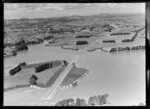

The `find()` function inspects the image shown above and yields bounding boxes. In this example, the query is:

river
[4,43,145,106]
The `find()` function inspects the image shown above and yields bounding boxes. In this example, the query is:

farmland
[4,13,145,57]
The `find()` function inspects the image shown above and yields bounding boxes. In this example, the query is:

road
[45,34,105,100]
[45,24,122,100]
[46,55,80,99]
[131,27,145,41]
[4,23,118,102]
[46,23,143,101]
[110,24,120,32]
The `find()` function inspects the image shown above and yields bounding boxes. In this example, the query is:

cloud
[4,3,145,12]
[4,3,96,12]
[4,4,19,10]
[108,3,117,8]
[4,3,145,19]
[62,3,93,10]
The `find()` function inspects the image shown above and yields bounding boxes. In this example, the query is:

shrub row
[26,39,43,45]
[75,35,91,38]
[131,45,145,50]
[35,63,52,73]
[109,45,145,52]
[122,39,132,42]
[35,60,68,73]
[55,94,109,106]
[56,98,86,106]
[15,44,28,51]
[9,62,27,76]
[102,40,116,43]
[111,33,130,35]
[44,35,54,40]
[9,65,21,76]
[76,41,88,45]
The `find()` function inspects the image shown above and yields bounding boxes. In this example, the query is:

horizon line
[4,12,145,20]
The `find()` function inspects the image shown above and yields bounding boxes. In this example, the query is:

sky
[4,3,145,19]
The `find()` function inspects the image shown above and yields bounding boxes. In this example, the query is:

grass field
[4,65,64,91]
[61,66,88,87]
[4,65,89,91]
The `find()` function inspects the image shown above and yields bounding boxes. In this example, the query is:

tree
[79,99,86,106]
[93,95,99,105]
[75,98,81,106]
[59,99,68,106]
[67,98,75,106]
[12,49,17,56]
[29,74,38,85]
[98,95,102,105]
[55,101,63,106]
[15,38,26,46]
[88,96,95,106]
[55,98,75,106]
[98,94,109,105]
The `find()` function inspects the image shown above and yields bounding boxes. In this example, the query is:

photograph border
[1,0,149,108]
